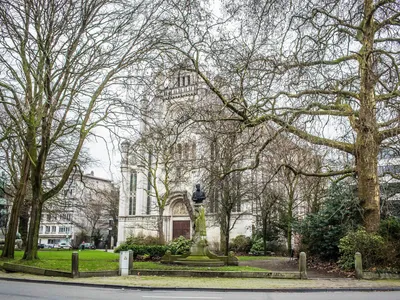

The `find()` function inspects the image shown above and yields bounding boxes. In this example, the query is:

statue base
[161,203,238,266]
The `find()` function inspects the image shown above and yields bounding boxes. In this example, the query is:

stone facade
[117,72,254,248]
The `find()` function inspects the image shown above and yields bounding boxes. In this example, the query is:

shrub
[114,244,168,259]
[249,238,285,255]
[296,182,362,261]
[338,228,386,271]
[229,235,252,254]
[167,236,193,255]
[379,217,400,268]
[125,234,161,245]
[379,216,400,241]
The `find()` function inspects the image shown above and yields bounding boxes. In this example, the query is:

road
[0,280,399,300]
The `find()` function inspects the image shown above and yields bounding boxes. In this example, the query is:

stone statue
[192,184,206,204]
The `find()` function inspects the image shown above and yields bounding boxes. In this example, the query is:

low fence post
[299,252,307,279]
[71,252,79,278]
[355,252,363,279]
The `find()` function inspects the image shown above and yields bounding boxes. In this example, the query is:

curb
[1,276,400,293]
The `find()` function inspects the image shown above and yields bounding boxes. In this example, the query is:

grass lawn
[1,251,269,272]
[1,250,119,272]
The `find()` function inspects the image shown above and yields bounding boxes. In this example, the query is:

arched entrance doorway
[171,201,191,240]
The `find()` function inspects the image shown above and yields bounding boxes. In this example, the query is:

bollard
[119,251,129,276]
[355,252,363,279]
[299,252,307,279]
[128,250,133,274]
[72,252,79,278]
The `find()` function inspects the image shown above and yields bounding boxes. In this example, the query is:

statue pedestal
[161,203,238,266]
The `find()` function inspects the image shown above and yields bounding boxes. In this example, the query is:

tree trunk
[19,199,30,247]
[287,195,293,256]
[157,208,165,244]
[262,217,267,256]
[23,187,43,260]
[1,155,30,259]
[356,0,380,233]
[1,197,22,258]
[224,214,230,256]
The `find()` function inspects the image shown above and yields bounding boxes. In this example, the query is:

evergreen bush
[229,235,252,254]
[167,236,193,255]
[296,182,361,260]
[338,228,386,271]
[114,244,168,259]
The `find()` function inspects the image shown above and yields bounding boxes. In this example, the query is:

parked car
[80,242,96,250]
[38,243,45,249]
[55,242,72,249]
[45,243,55,249]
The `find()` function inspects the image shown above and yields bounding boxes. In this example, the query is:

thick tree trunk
[1,197,22,258]
[356,0,380,233]
[23,171,43,261]
[23,199,42,260]
[1,155,30,259]
[19,199,30,247]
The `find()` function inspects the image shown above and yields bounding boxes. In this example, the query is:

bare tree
[160,0,400,232]
[0,0,164,259]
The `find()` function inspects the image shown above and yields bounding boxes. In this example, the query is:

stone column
[355,252,363,279]
[299,252,307,279]
[71,252,79,278]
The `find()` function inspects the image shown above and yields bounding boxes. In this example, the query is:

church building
[117,72,255,248]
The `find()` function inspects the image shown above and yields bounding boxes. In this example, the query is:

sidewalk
[1,270,400,292]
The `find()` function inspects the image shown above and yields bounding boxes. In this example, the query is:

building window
[187,75,190,85]
[47,214,51,221]
[177,143,182,160]
[59,226,71,234]
[51,226,56,233]
[209,189,219,213]
[176,167,182,179]
[184,143,189,160]
[45,226,50,234]
[39,226,43,234]
[232,200,241,213]
[191,143,196,159]
[129,171,137,215]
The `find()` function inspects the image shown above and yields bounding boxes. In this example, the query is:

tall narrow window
[177,143,182,160]
[184,143,189,160]
[187,75,190,85]
[191,143,196,159]
[182,76,185,86]
[129,171,137,215]
[177,76,181,87]
[209,189,219,213]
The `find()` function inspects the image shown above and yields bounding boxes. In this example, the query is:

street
[0,280,399,300]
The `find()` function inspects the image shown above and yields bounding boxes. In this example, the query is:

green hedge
[114,244,168,259]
